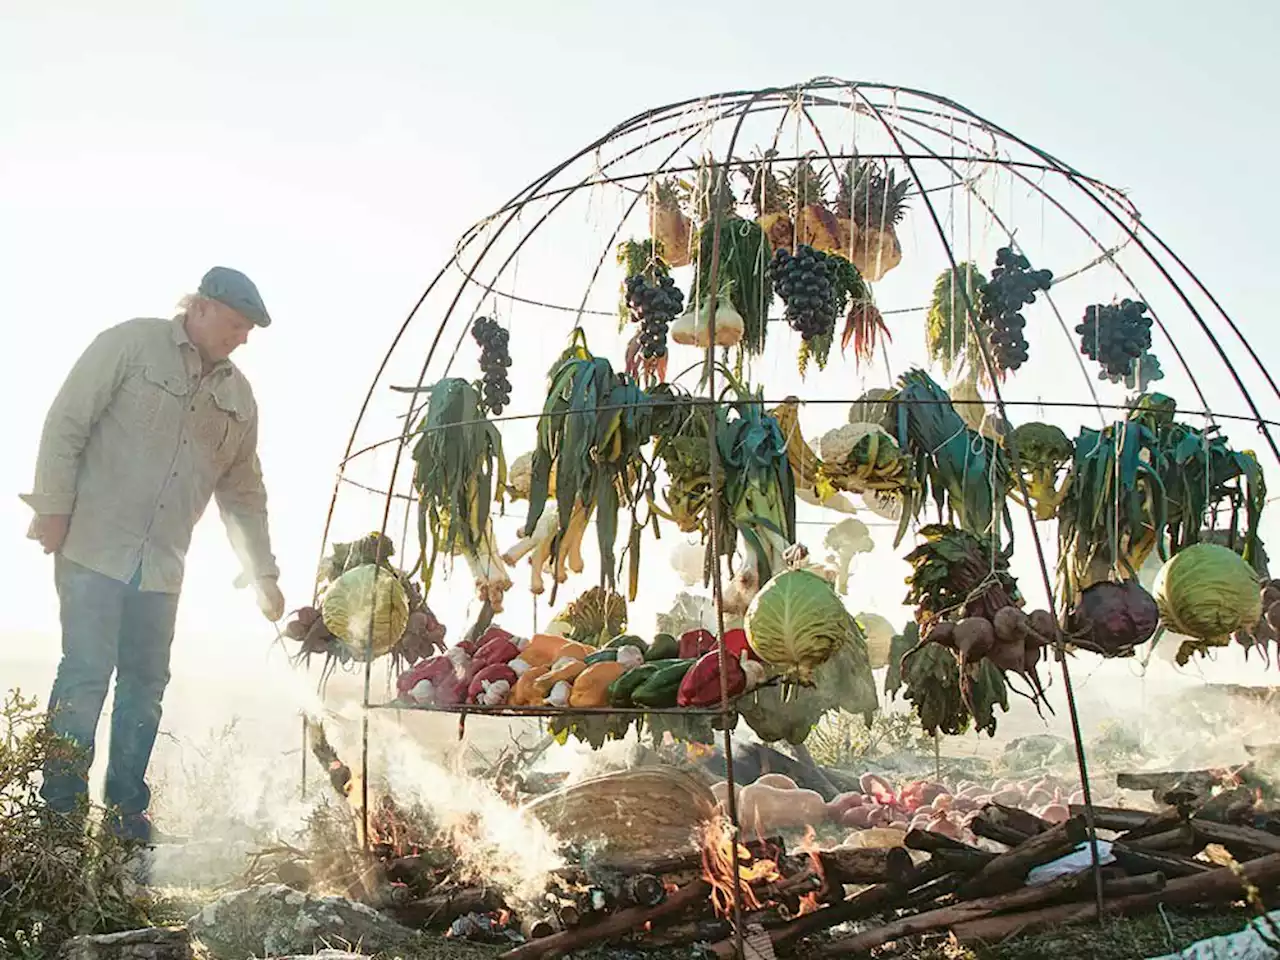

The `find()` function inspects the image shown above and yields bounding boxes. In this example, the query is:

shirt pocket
[116,363,188,433]
[190,387,250,474]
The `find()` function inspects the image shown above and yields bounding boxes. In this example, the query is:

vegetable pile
[712,770,1105,842]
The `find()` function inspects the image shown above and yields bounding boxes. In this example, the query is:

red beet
[1067,580,1159,655]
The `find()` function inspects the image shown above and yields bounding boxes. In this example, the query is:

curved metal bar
[1129,217,1280,405]
[886,108,1214,420]
[859,103,1106,424]
[849,83,1109,920]
[904,88,1280,466]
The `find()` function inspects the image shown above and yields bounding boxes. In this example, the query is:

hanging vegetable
[320,563,412,661]
[815,421,910,499]
[647,176,693,267]
[903,524,1022,628]
[1065,579,1160,658]
[669,287,745,349]
[739,623,878,744]
[411,378,511,611]
[886,369,1013,547]
[717,395,799,614]
[1153,542,1263,664]
[1056,419,1166,608]
[1127,393,1267,572]
[523,332,654,601]
[744,568,854,684]
[617,239,682,385]
[684,214,771,354]
[1006,422,1075,521]
[768,398,863,513]
[649,384,719,534]
[738,148,793,252]
[926,263,990,382]
[835,158,911,282]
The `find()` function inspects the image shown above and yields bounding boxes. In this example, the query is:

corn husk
[522,767,716,858]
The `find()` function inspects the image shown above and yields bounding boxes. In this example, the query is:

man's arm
[21,325,132,517]
[215,413,280,586]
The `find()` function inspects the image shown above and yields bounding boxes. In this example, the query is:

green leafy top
[927,263,991,380]
[525,332,655,595]
[411,378,506,588]
[886,369,1013,548]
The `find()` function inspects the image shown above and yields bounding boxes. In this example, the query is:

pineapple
[688,157,738,225]
[648,176,692,267]
[782,156,842,253]
[836,159,911,281]
[738,149,793,252]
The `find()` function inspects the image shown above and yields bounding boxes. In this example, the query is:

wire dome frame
[300,78,1280,935]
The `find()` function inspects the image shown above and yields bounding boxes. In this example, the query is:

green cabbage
[1152,542,1261,645]
[738,625,878,745]
[745,569,855,683]
[321,563,411,660]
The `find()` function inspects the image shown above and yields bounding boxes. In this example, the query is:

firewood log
[952,852,1280,944]
[958,816,1089,898]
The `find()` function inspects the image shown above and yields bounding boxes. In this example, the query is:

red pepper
[677,651,746,707]
[475,625,513,648]
[396,655,454,697]
[473,636,520,670]
[721,628,754,659]
[678,629,717,660]
[467,664,518,703]
[433,673,466,706]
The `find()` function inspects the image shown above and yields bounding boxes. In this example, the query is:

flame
[797,891,821,916]
[796,825,828,897]
[698,815,782,918]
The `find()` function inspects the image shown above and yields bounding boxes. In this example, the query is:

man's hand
[253,577,286,622]
[27,514,71,555]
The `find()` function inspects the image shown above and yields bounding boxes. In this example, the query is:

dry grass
[0,689,156,958]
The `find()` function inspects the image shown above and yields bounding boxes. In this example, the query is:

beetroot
[1067,579,1159,656]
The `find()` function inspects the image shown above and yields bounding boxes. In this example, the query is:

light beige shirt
[21,315,278,593]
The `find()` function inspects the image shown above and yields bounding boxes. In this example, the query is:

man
[21,266,286,843]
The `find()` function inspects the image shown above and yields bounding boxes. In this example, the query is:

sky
[3,0,1280,720]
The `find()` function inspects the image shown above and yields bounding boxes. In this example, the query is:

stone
[57,927,190,960]
[186,883,418,959]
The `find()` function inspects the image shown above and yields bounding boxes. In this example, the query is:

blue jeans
[42,555,180,835]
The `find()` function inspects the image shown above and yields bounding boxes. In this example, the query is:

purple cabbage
[1067,580,1160,657]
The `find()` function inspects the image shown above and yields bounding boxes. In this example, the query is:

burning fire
[699,815,782,916]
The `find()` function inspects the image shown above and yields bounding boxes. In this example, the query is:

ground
[144,887,1256,960]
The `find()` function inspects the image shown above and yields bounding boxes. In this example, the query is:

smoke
[362,709,567,905]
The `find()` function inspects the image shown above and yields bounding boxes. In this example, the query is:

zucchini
[606,633,647,653]
[646,632,679,661]
[630,660,695,709]
[608,664,659,707]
